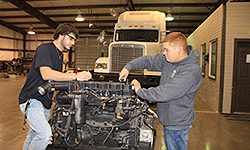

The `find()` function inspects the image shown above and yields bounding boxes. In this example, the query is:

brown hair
[163,32,187,52]
[53,23,79,40]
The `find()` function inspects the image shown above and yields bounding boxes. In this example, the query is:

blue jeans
[164,126,192,150]
[20,99,52,150]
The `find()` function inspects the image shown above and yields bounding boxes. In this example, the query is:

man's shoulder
[183,63,201,71]
[38,42,54,48]
[36,42,55,53]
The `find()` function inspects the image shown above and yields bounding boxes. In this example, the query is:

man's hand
[131,79,141,93]
[77,71,92,81]
[119,68,129,82]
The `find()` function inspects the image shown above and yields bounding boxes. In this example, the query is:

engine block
[39,81,157,150]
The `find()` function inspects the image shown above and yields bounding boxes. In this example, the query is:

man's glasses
[66,34,76,42]
[162,46,177,53]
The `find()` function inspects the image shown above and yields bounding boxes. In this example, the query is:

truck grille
[111,44,144,74]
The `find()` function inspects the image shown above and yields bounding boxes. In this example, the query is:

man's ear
[58,34,64,40]
[177,46,182,54]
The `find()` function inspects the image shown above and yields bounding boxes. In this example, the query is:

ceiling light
[89,23,93,28]
[75,14,85,22]
[166,29,171,33]
[27,26,35,35]
[165,12,174,21]
[75,10,85,22]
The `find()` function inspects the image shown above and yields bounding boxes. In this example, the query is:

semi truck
[94,11,166,87]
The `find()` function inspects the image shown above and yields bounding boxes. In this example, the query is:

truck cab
[94,11,166,87]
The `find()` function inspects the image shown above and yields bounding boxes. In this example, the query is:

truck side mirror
[160,31,166,42]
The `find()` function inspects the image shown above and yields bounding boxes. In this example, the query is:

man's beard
[63,45,69,50]
[61,39,70,50]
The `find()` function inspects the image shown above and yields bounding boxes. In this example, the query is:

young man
[19,23,92,150]
[119,32,202,150]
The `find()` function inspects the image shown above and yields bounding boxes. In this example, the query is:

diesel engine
[38,81,157,150]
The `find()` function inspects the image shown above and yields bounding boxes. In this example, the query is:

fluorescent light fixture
[165,12,174,21]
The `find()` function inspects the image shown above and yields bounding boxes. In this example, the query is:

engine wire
[101,127,114,150]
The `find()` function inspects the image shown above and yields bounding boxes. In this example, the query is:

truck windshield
[115,29,158,42]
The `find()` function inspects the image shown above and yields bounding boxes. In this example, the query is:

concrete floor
[0,75,250,150]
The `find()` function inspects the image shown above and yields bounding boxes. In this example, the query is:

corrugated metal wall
[75,36,112,70]
[0,25,23,60]
[25,34,54,58]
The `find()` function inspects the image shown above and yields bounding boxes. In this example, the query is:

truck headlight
[95,63,107,69]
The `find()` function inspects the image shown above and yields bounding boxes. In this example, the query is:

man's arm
[119,54,165,81]
[125,53,165,71]
[136,69,202,102]
[40,66,92,81]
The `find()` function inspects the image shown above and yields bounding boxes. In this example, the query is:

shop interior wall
[75,36,112,70]
[0,25,23,61]
[187,4,223,112]
[222,2,250,113]
[25,34,53,58]
[0,23,112,72]
[0,26,71,72]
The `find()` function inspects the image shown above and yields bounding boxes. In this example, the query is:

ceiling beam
[34,30,194,35]
[36,31,113,35]
[126,0,136,11]
[0,19,26,34]
[19,25,196,30]
[217,0,229,5]
[0,3,218,11]
[10,20,117,24]
[25,0,64,1]
[6,0,58,29]
[0,13,111,18]
[0,12,210,19]
[9,19,203,25]
[19,26,115,30]
[42,13,111,18]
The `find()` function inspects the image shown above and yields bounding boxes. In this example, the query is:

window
[209,39,217,79]
[115,29,158,42]
[200,43,206,76]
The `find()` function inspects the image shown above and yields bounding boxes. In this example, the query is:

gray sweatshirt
[124,49,202,130]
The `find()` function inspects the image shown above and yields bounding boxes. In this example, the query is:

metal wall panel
[75,36,111,70]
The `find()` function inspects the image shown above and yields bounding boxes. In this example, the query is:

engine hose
[54,90,72,107]
[112,110,146,128]
[122,132,134,144]
[53,93,61,108]
[88,126,101,136]
[101,127,114,150]
[86,110,147,128]
[63,102,82,147]
[143,116,156,150]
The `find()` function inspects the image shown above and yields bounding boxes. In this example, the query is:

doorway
[232,39,250,113]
